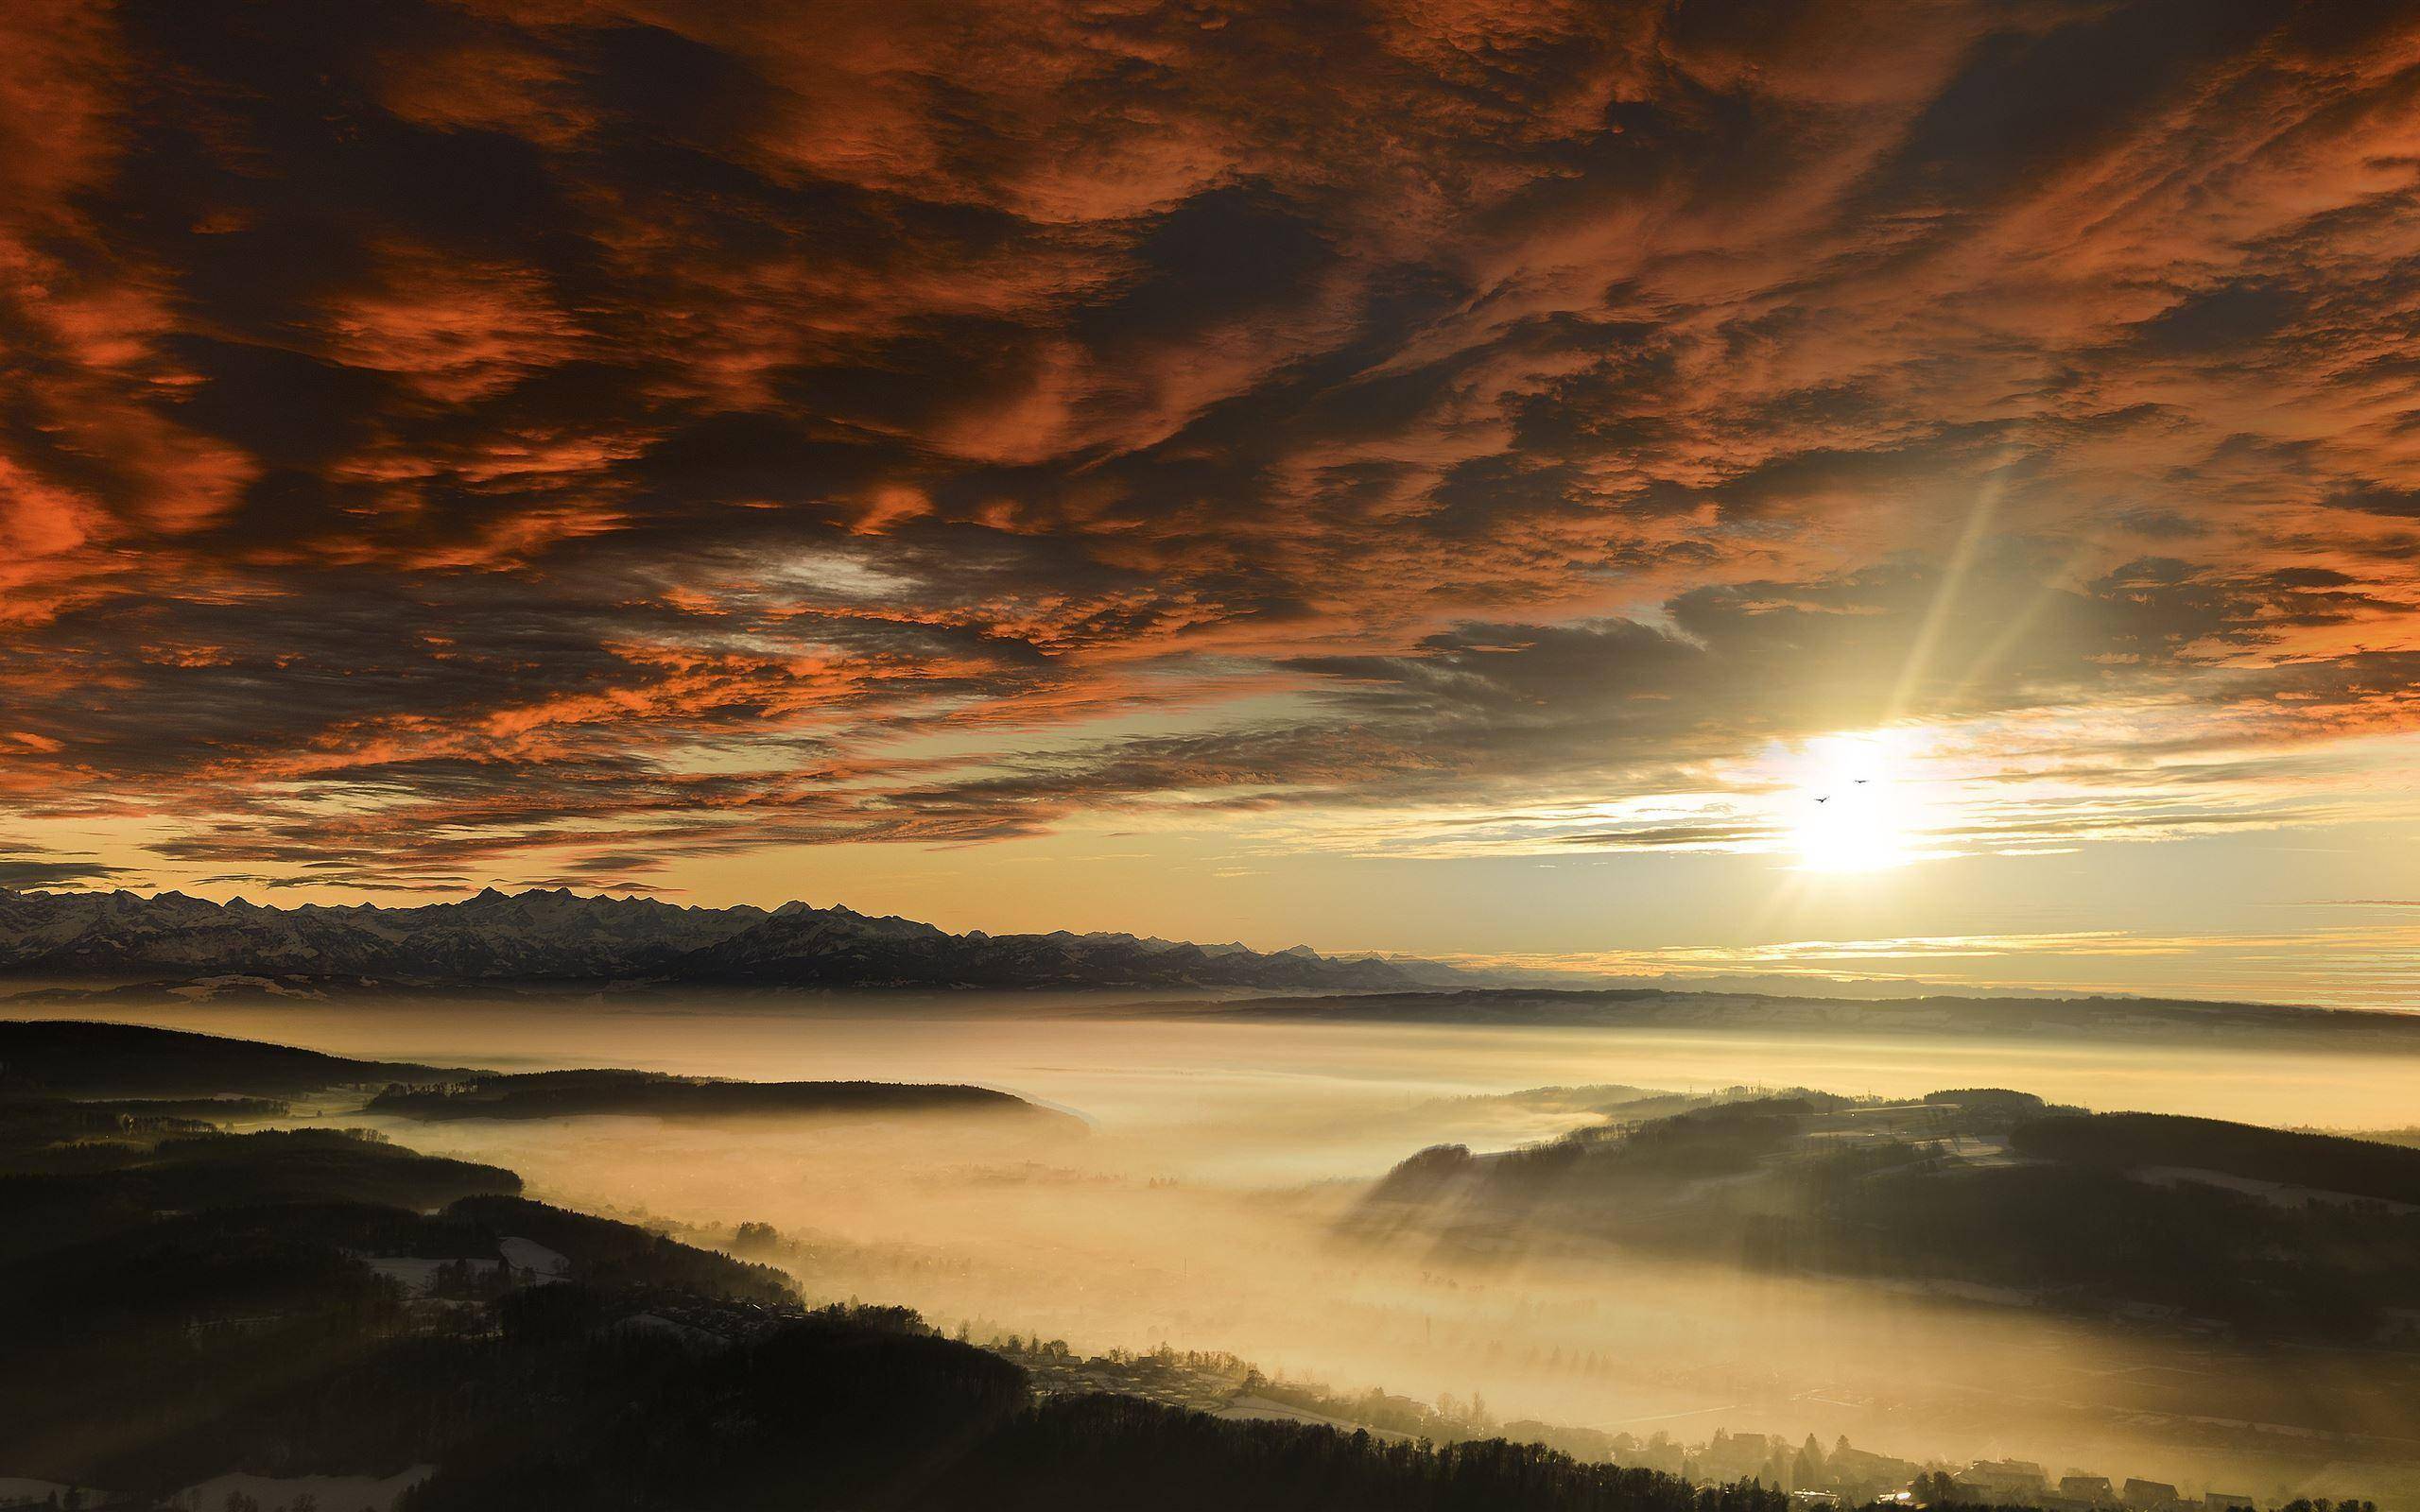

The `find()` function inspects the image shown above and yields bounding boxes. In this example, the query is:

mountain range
[0,885,1422,993]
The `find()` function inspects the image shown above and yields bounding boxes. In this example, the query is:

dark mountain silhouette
[0,885,1416,992]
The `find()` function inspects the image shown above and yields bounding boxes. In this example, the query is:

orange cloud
[4,0,2420,892]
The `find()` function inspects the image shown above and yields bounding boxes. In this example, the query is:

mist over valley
[11,971,2419,1510]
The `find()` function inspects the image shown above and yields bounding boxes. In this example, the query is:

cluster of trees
[1911,1493,2377,1512]
[1496,1098,1826,1186]
[364,1069,1045,1124]
[0,1096,219,1175]
[216,1493,323,1512]
[933,1396,1796,1512]
[1820,1156,2420,1337]
[0,1127,522,1263]
[0,1020,457,1098]
[1918,1090,2070,1132]
[404,1351,1803,1512]
[2010,1115,2420,1206]
[450,1195,792,1302]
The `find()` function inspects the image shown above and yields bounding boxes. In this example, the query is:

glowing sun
[1785,733,1927,872]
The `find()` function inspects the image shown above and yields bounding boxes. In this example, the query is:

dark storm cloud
[4,0,2420,884]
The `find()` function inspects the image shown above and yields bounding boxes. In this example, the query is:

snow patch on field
[499,1236,569,1276]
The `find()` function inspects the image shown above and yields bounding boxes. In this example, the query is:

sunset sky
[6,0,2420,1004]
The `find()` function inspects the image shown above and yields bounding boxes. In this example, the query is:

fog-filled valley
[23,0,2420,1504]
[11,996,2419,1510]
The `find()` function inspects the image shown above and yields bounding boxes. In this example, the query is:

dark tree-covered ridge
[1356,1091,2420,1341]
[367,1068,1074,1126]
[2010,1113,2420,1206]
[0,1019,476,1097]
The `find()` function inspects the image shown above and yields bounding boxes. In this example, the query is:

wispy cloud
[1428,920,2420,1011]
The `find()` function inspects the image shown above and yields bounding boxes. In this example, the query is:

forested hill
[1355,1091,2420,1342]
[1,1021,1071,1127]
[0,1019,476,1096]
[2009,1112,2420,1206]
[368,1068,1080,1126]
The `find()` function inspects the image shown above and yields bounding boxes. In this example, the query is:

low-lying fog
[27,995,2420,1503]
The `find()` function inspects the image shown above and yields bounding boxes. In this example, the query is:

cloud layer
[6,0,2420,890]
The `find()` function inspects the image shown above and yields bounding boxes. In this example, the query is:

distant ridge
[0,885,1416,993]
[1179,986,2420,1045]
[364,1068,1080,1127]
